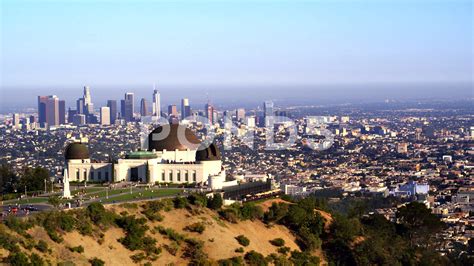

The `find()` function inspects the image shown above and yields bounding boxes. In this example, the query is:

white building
[100,107,110,125]
[65,124,226,188]
[281,184,307,195]
[152,89,161,118]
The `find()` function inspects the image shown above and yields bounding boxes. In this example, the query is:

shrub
[0,229,20,252]
[141,201,166,221]
[155,226,186,244]
[290,251,320,266]
[130,252,146,263]
[29,253,46,265]
[266,253,291,265]
[183,238,208,264]
[187,193,208,207]
[20,238,35,250]
[89,257,105,266]
[115,214,159,255]
[277,246,291,255]
[218,256,244,266]
[269,238,285,247]
[68,245,84,253]
[235,235,250,247]
[235,247,244,253]
[173,196,188,209]
[244,251,267,266]
[219,208,240,223]
[35,240,49,253]
[86,202,115,228]
[141,208,164,222]
[240,203,264,221]
[4,216,34,235]
[184,222,206,234]
[164,242,179,256]
[7,251,30,265]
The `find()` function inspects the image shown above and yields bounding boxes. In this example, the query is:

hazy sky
[1,0,472,89]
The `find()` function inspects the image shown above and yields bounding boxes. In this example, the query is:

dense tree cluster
[0,164,51,200]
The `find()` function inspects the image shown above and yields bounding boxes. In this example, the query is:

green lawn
[4,197,49,204]
[71,187,104,196]
[101,189,183,203]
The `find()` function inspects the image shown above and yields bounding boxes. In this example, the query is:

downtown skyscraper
[264,100,275,126]
[38,95,61,127]
[204,103,214,124]
[121,92,134,122]
[152,89,161,117]
[107,100,117,124]
[83,86,94,115]
[140,98,149,117]
[181,98,191,120]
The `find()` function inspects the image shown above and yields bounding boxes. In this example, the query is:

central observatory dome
[148,124,201,151]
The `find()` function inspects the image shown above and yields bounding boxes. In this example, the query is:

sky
[0,0,472,109]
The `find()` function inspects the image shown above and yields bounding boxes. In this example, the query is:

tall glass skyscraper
[264,100,275,126]
[107,100,117,124]
[181,98,191,120]
[152,89,161,117]
[121,92,134,122]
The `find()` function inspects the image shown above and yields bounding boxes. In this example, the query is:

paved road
[1,204,52,218]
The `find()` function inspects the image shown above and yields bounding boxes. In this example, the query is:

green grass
[4,197,49,204]
[71,187,104,196]
[101,189,183,203]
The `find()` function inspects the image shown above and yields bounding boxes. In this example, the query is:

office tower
[140,98,149,116]
[59,100,66,124]
[100,107,110,125]
[264,100,274,126]
[83,86,94,114]
[168,104,178,117]
[29,115,36,124]
[107,100,117,124]
[152,89,161,117]
[245,116,256,128]
[236,108,245,121]
[38,95,60,127]
[181,98,191,120]
[73,114,86,125]
[121,93,134,122]
[167,104,178,124]
[46,95,59,126]
[76,98,84,114]
[205,103,214,124]
[68,108,77,123]
[37,96,48,126]
[13,113,20,128]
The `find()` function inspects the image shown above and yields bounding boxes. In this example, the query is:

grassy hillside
[0,197,325,265]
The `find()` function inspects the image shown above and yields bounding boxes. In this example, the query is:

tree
[20,167,50,192]
[0,164,18,195]
[48,195,63,209]
[396,202,444,248]
[244,251,267,266]
[207,193,223,210]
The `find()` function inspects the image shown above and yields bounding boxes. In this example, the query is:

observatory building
[64,124,230,189]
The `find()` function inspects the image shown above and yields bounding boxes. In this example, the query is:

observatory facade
[65,124,226,189]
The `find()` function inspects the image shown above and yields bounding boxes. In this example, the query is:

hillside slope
[1,199,308,265]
